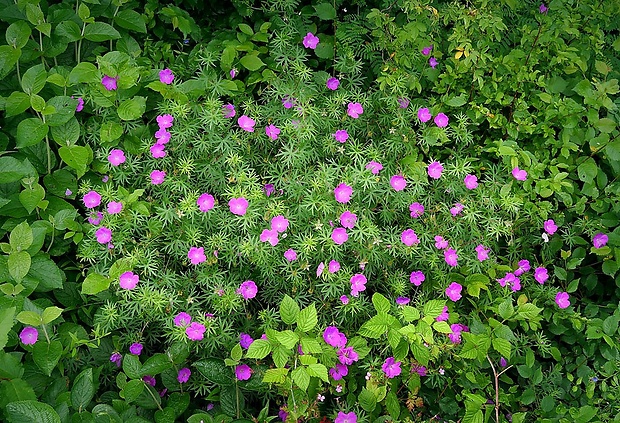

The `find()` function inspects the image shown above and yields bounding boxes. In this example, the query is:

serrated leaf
[0,307,16,349]
[71,368,94,411]
[0,157,32,183]
[6,400,61,423]
[401,305,420,322]
[492,338,512,358]
[122,354,142,380]
[245,339,271,359]
[279,295,299,325]
[432,321,452,334]
[423,300,445,319]
[9,251,31,283]
[410,341,430,366]
[292,367,309,391]
[296,303,317,332]
[194,359,233,385]
[21,64,47,95]
[141,353,172,376]
[239,55,265,72]
[498,300,514,319]
[372,292,391,314]
[306,363,328,382]
[41,306,62,325]
[275,330,298,349]
[16,311,41,326]
[121,379,144,403]
[10,222,33,252]
[117,96,146,121]
[59,145,91,177]
[300,337,322,354]
[262,368,288,383]
[114,10,146,33]
[69,62,98,85]
[6,21,32,49]
[358,388,377,412]
[16,118,48,148]
[19,184,45,214]
[33,340,62,376]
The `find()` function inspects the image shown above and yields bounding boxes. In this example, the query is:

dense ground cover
[1,0,620,422]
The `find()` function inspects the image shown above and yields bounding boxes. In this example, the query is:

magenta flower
[555,292,570,309]
[382,357,402,378]
[88,211,103,225]
[129,343,143,355]
[539,3,548,13]
[95,227,112,244]
[514,259,531,276]
[333,129,349,143]
[448,323,469,344]
[512,167,527,181]
[150,170,166,185]
[335,411,357,423]
[422,45,433,56]
[417,107,432,122]
[500,357,508,367]
[347,102,363,118]
[159,68,174,84]
[228,197,249,215]
[497,272,516,288]
[398,97,410,108]
[444,248,458,267]
[326,77,340,90]
[434,113,449,127]
[75,97,84,112]
[366,161,383,174]
[235,364,252,380]
[174,312,192,327]
[302,32,319,49]
[323,326,347,348]
[145,375,156,387]
[237,280,258,299]
[230,68,237,78]
[177,368,191,383]
[436,306,449,322]
[197,193,215,212]
[331,227,348,245]
[19,326,38,345]
[238,115,256,132]
[264,184,275,197]
[429,57,438,68]
[150,143,166,158]
[593,233,608,248]
[156,114,174,129]
[350,273,367,297]
[464,174,478,189]
[390,175,407,191]
[110,352,122,367]
[340,295,349,305]
[475,244,490,262]
[434,236,449,249]
[186,322,206,341]
[337,346,359,365]
[83,191,102,208]
[316,262,325,277]
[542,219,557,235]
[284,249,297,261]
[450,203,464,217]
[409,202,424,218]
[409,270,425,286]
[427,161,443,179]
[101,75,118,91]
[223,103,235,118]
[340,211,357,229]
[282,96,294,109]
[329,363,349,380]
[401,229,419,247]
[265,124,281,140]
[328,260,340,273]
[155,129,171,145]
[119,271,139,289]
[239,333,254,349]
[334,183,353,203]
[271,215,289,233]
[396,296,410,305]
[260,229,279,246]
[188,247,206,265]
[534,267,548,284]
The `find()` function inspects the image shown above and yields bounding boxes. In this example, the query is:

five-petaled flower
[410,271,425,286]
[390,175,407,191]
[427,161,443,179]
[188,247,206,265]
[593,233,608,248]
[238,115,256,132]
[333,129,349,143]
[464,174,478,189]
[382,357,402,378]
[260,229,279,246]
[157,114,174,129]
[434,113,449,127]
[197,193,215,212]
[271,215,289,233]
[235,364,252,380]
[434,236,448,249]
[129,343,143,355]
[329,363,349,380]
[543,219,558,235]
[340,211,357,229]
[475,244,490,262]
[327,77,340,90]
[401,229,419,246]
[323,326,347,348]
[302,32,319,49]
[350,274,367,297]
[83,191,102,208]
[534,267,548,284]
[223,104,235,118]
[422,45,433,56]
[555,291,570,309]
[150,170,166,185]
[95,227,112,244]
[284,249,297,261]
[19,326,38,345]
[334,411,357,423]
[347,102,363,118]
[444,248,458,267]
[186,322,206,341]
[429,57,438,68]
[334,183,353,203]
[410,202,424,218]
[159,68,174,84]
[418,107,432,122]
[366,161,383,174]
[177,368,191,383]
[329,260,341,273]
[512,167,527,181]
[119,271,139,289]
[229,197,249,215]
[101,75,118,90]
[174,312,192,327]
[237,280,258,299]
[265,124,281,140]
[331,227,348,245]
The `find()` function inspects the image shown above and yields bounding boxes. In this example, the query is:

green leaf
[83,22,121,42]
[604,138,620,161]
[307,363,328,382]
[231,344,242,361]
[194,359,233,385]
[114,10,147,33]
[82,273,110,295]
[462,409,483,423]
[16,118,48,148]
[32,340,62,376]
[5,92,31,117]
[492,338,512,358]
[300,337,322,354]
[220,46,237,70]
[0,46,21,80]
[292,367,309,391]
[45,96,77,127]
[0,307,16,349]
[446,94,468,107]
[358,388,377,412]
[68,62,98,85]
[55,21,82,42]
[498,299,514,319]
[262,368,288,383]
[10,222,33,252]
[595,118,616,134]
[386,391,400,420]
[401,306,420,322]
[51,117,80,146]
[6,21,32,49]
[26,254,64,291]
[21,64,47,95]
[246,339,271,359]
[141,354,172,377]
[99,121,123,143]
[238,23,253,35]
[117,96,146,121]
[423,299,445,319]
[314,41,334,59]
[121,379,144,403]
[9,251,31,283]
[123,354,142,379]
[410,341,430,366]
[6,400,61,423]
[41,306,62,325]
[372,292,391,314]
[279,295,299,324]
[275,330,298,349]
[16,311,41,326]
[71,368,95,411]
[314,3,337,20]
[432,321,452,334]
[603,315,619,336]
[577,158,598,182]
[239,55,265,72]
[19,183,45,214]
[59,145,91,178]
[296,303,317,332]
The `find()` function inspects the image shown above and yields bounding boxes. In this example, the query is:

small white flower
[542,233,550,243]
[365,372,371,380]
[317,394,325,402]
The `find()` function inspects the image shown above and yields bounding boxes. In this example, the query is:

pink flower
[365,161,383,174]
[446,282,462,301]
[156,114,174,129]
[316,262,325,277]
[450,203,464,216]
[500,357,508,367]
[347,102,363,118]
[409,271,425,286]
[284,249,297,261]
[434,236,448,249]
[155,129,171,144]
[398,97,410,108]
[101,75,118,90]
[350,273,367,297]
[95,227,112,244]
[174,312,192,327]
[534,267,548,284]
[401,229,419,246]
[282,96,294,108]
[303,33,319,49]
[555,292,570,309]
[177,368,191,383]
[239,333,254,349]
[188,247,206,265]
[106,201,122,215]
[543,219,557,235]
[323,326,347,348]
[129,342,143,355]
[186,322,206,341]
[390,175,407,191]
[475,244,490,262]
[150,170,166,185]
[434,113,449,127]
[335,411,357,423]
[237,280,258,299]
[230,68,237,78]
[429,57,438,68]
[159,68,174,84]
[422,45,433,56]
[110,352,122,367]
[83,191,102,208]
[329,363,348,380]
[444,248,458,267]
[88,211,103,225]
[514,259,531,276]
[464,174,478,189]
[333,130,349,143]
[238,115,255,132]
[409,202,424,218]
[340,295,349,304]
[334,183,353,203]
[417,107,432,122]
[448,323,469,344]
[265,124,281,140]
[396,296,410,305]
[382,357,402,378]
[332,228,348,245]
[271,215,289,233]
[235,364,252,380]
[19,326,38,345]
[260,229,279,246]
[539,3,548,13]
[436,306,449,322]
[427,161,443,179]
[593,233,608,248]
[223,103,235,118]
[228,197,249,215]
[337,346,359,365]
[340,211,357,229]
[150,143,166,158]
[512,167,527,181]
[327,77,339,90]
[197,193,215,212]
[264,184,275,197]
[75,97,84,112]
[329,260,340,273]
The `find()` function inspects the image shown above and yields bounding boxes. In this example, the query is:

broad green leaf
[492,338,512,358]
[300,337,322,354]
[401,306,420,322]
[82,273,110,295]
[0,46,21,80]
[68,62,98,85]
[41,306,62,325]
[291,367,309,391]
[275,330,298,349]
[16,311,41,326]
[238,23,253,35]
[0,307,16,349]
[45,96,77,127]
[141,354,171,377]
[423,299,445,319]
[314,3,337,20]
[386,391,400,420]
[25,4,44,25]
[51,117,80,146]
[59,145,91,177]
[246,339,271,359]
[358,388,377,412]
[239,55,265,72]
[55,21,82,42]
[372,292,391,314]
[114,10,147,33]
[26,254,64,291]
[6,400,61,423]
[279,295,299,324]
[122,355,142,380]
[262,368,288,383]
[33,340,62,376]
[83,22,121,42]
[498,300,514,319]
[5,91,31,117]
[446,93,468,107]
[16,118,48,148]
[121,379,144,403]
[10,221,33,252]
[315,41,334,59]
[194,359,233,385]
[71,368,95,411]
[306,363,328,382]
[21,64,47,95]
[410,341,430,366]
[6,21,32,49]
[9,251,31,283]
[19,183,45,214]
[117,97,146,121]
[296,303,317,332]
[595,118,616,134]
[99,121,123,143]
[577,158,597,182]
[432,321,452,334]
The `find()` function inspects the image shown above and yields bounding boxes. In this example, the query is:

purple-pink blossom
[107,149,126,166]
[237,280,258,299]
[366,161,383,174]
[150,143,166,158]
[350,274,367,297]
[265,124,281,140]
[150,170,166,185]
[239,333,254,349]
[340,295,349,304]
[260,229,279,246]
[323,326,347,348]
[514,259,531,276]
[401,229,419,247]
[335,411,357,423]
[302,32,319,49]
[75,97,84,112]
[434,236,449,249]
[235,364,252,380]
[444,248,458,267]
[434,113,449,127]
[197,193,215,212]
[329,260,340,273]
[88,211,103,225]
[337,346,359,365]
[177,368,191,383]
[409,202,424,218]
[427,161,443,179]
[83,191,102,208]
[512,167,527,181]
[271,215,289,233]
[327,77,339,90]
[398,97,410,108]
[129,342,143,355]
[284,249,297,261]
[396,296,410,305]
[464,174,478,189]
[382,357,402,378]
[534,267,548,284]
[334,183,353,203]
[238,115,255,132]
[340,211,357,229]
[543,219,557,235]
[448,323,469,344]
[188,247,206,265]
[555,292,570,309]
[174,312,192,327]
[95,227,112,244]
[475,244,490,262]
[186,322,206,341]
[593,233,608,248]
[101,75,118,91]
[417,107,432,122]
[390,175,407,191]
[157,114,174,129]
[19,326,38,345]
[446,282,462,301]
[228,197,249,215]
[329,363,348,380]
[410,271,425,286]
[316,262,325,277]
[331,227,348,245]
[450,203,464,217]
[119,271,139,289]
[436,306,449,322]
[223,103,235,118]
[347,102,363,119]
[333,129,349,143]
[159,68,174,84]
[422,45,433,56]
[110,352,122,367]
[429,57,438,68]
[539,3,548,13]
